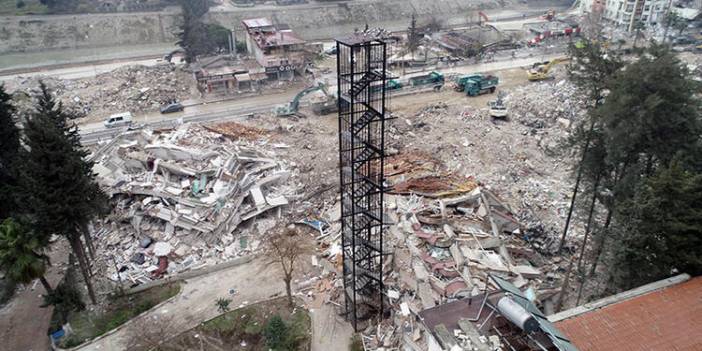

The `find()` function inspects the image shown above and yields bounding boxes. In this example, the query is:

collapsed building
[88,123,293,285]
[303,149,577,351]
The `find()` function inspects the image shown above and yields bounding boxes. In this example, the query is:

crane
[274,83,329,117]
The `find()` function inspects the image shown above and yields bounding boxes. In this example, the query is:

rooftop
[241,17,273,29]
[552,274,702,351]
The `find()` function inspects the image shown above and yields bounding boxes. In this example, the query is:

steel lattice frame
[336,37,387,331]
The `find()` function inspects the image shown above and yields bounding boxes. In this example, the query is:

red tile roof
[555,276,702,351]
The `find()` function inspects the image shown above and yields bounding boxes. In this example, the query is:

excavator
[274,83,335,117]
[526,57,570,81]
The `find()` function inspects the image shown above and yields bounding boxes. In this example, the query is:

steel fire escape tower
[337,36,387,331]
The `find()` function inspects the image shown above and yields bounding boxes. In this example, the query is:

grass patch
[165,297,311,351]
[0,0,47,15]
[58,282,181,348]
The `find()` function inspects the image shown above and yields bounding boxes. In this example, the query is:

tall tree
[22,82,107,303]
[559,41,623,251]
[608,161,702,290]
[0,84,21,220]
[0,218,53,294]
[583,44,701,290]
[176,0,227,63]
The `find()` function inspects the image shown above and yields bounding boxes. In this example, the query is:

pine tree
[22,82,108,303]
[609,161,702,290]
[559,41,623,251]
[264,315,289,350]
[0,84,21,220]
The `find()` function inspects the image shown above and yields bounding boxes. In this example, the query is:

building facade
[241,18,308,80]
[580,0,672,30]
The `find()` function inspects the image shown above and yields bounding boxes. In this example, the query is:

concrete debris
[505,79,586,129]
[7,64,195,120]
[89,123,293,285]
[300,148,571,351]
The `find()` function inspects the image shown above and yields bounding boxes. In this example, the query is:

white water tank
[496,296,539,333]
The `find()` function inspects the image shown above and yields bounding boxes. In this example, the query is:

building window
[644,5,650,11]
[626,4,634,12]
[642,15,648,21]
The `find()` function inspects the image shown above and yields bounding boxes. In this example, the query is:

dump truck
[408,71,444,87]
[454,74,499,97]
[370,78,403,93]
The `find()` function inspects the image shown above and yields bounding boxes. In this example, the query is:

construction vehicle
[370,78,403,93]
[408,71,444,88]
[453,74,499,97]
[526,57,570,81]
[488,91,508,119]
[275,83,331,117]
[310,84,339,116]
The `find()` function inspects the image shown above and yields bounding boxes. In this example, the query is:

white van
[104,112,133,128]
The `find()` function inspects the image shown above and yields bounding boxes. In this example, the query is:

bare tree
[124,315,184,351]
[266,227,312,308]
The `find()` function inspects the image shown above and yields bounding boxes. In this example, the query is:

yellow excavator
[526,57,570,81]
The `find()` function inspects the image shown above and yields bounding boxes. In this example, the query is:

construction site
[1,0,702,350]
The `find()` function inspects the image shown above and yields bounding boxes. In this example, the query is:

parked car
[104,112,133,128]
[160,102,184,114]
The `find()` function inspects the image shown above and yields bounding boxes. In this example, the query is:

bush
[264,315,288,350]
[16,0,26,8]
[350,334,364,351]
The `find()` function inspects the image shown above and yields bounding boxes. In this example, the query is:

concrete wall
[0,0,508,54]
[0,12,178,54]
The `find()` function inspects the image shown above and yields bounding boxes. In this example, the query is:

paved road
[0,57,162,83]
[78,53,565,145]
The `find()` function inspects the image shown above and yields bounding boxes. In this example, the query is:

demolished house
[89,123,293,285]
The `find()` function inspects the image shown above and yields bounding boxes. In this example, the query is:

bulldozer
[526,57,570,81]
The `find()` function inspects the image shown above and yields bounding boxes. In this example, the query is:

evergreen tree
[176,0,226,63]
[609,161,702,290]
[407,13,420,55]
[0,84,20,220]
[22,82,107,303]
[264,315,289,351]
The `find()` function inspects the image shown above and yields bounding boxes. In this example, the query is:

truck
[454,74,499,97]
[408,71,444,87]
[370,78,403,93]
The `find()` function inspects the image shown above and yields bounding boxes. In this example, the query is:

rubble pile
[9,64,195,120]
[505,79,586,128]
[304,151,570,350]
[89,123,293,285]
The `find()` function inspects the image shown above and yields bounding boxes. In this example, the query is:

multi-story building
[241,18,308,80]
[580,0,672,31]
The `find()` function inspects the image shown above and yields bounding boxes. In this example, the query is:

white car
[104,112,133,128]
